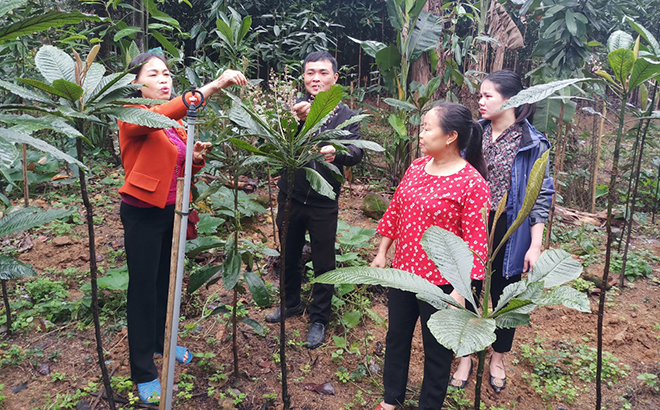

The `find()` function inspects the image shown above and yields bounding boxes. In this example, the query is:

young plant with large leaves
[316,150,590,410]
[0,207,74,335]
[226,84,381,409]
[0,44,181,410]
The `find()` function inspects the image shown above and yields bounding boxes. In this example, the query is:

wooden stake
[160,178,184,410]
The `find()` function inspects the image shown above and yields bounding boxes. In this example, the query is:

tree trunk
[76,138,115,410]
[133,0,145,52]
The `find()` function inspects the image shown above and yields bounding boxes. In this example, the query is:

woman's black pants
[383,286,455,409]
[120,202,174,383]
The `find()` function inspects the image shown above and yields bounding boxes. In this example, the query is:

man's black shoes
[265,303,304,323]
[306,322,326,349]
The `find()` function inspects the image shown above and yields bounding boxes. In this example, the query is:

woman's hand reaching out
[192,141,212,165]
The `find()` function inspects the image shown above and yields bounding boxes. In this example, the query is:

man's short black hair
[303,51,338,74]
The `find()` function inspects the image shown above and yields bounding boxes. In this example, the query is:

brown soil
[1,173,660,410]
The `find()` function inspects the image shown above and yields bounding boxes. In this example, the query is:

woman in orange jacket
[118,52,247,404]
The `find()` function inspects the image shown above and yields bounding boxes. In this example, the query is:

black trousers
[383,287,455,410]
[120,202,174,383]
[469,211,521,353]
[276,197,337,325]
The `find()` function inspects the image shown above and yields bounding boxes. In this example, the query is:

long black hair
[484,70,535,124]
[127,52,172,99]
[432,102,488,179]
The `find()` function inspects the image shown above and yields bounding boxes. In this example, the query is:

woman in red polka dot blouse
[371,102,490,410]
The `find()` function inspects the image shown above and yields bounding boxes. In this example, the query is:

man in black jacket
[265,51,363,349]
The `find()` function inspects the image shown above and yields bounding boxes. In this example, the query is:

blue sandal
[137,378,161,404]
[155,346,193,364]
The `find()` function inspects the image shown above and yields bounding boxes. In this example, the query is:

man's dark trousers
[276,196,337,325]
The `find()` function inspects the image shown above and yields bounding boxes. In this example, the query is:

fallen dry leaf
[303,382,335,395]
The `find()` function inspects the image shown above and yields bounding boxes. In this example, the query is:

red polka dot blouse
[377,156,490,285]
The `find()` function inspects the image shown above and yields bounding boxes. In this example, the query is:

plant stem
[232,171,240,379]
[474,350,487,410]
[2,280,11,336]
[76,137,115,410]
[597,94,627,410]
[278,168,295,410]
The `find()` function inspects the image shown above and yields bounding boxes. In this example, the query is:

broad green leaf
[303,167,336,200]
[188,265,221,293]
[238,16,252,43]
[222,248,241,290]
[341,310,362,329]
[388,114,407,137]
[334,113,370,130]
[384,98,417,112]
[375,45,401,72]
[499,150,549,248]
[492,281,526,313]
[0,255,36,280]
[608,48,635,85]
[494,312,530,329]
[185,236,224,258]
[52,79,84,102]
[628,57,660,90]
[82,63,106,103]
[0,207,74,237]
[0,137,18,168]
[347,36,387,58]
[491,297,535,317]
[16,77,69,99]
[197,214,225,235]
[626,17,660,56]
[427,309,496,356]
[35,45,75,84]
[113,26,141,42]
[151,31,181,59]
[500,78,589,111]
[81,266,129,291]
[243,271,271,307]
[0,0,28,19]
[112,98,169,106]
[229,138,266,155]
[93,84,142,107]
[88,72,136,105]
[607,30,634,53]
[420,226,477,310]
[225,91,279,142]
[535,286,591,313]
[385,0,404,31]
[300,85,343,138]
[407,11,443,61]
[565,9,577,36]
[325,139,385,152]
[315,266,462,310]
[0,79,55,105]
[241,317,267,336]
[527,249,583,288]
[0,114,83,138]
[0,10,98,44]
[104,107,182,129]
[0,128,84,168]
[594,70,617,85]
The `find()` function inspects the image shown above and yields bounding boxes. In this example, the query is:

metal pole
[160,90,205,410]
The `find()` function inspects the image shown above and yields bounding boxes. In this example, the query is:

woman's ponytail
[465,121,488,179]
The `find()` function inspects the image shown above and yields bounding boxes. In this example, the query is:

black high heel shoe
[449,359,473,389]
